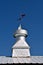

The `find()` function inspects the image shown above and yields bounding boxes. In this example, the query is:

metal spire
[18,24,22,30]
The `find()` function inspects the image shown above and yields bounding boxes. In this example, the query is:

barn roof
[0,56,43,64]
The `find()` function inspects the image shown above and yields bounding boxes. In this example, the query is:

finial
[18,24,22,30]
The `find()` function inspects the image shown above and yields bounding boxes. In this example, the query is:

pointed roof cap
[13,24,28,38]
[18,24,21,30]
[12,40,30,49]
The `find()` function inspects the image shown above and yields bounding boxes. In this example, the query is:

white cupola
[12,24,30,58]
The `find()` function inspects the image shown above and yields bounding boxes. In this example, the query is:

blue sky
[0,0,43,56]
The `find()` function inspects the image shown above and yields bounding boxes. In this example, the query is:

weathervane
[17,13,26,21]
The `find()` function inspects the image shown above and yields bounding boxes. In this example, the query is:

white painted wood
[12,49,30,57]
